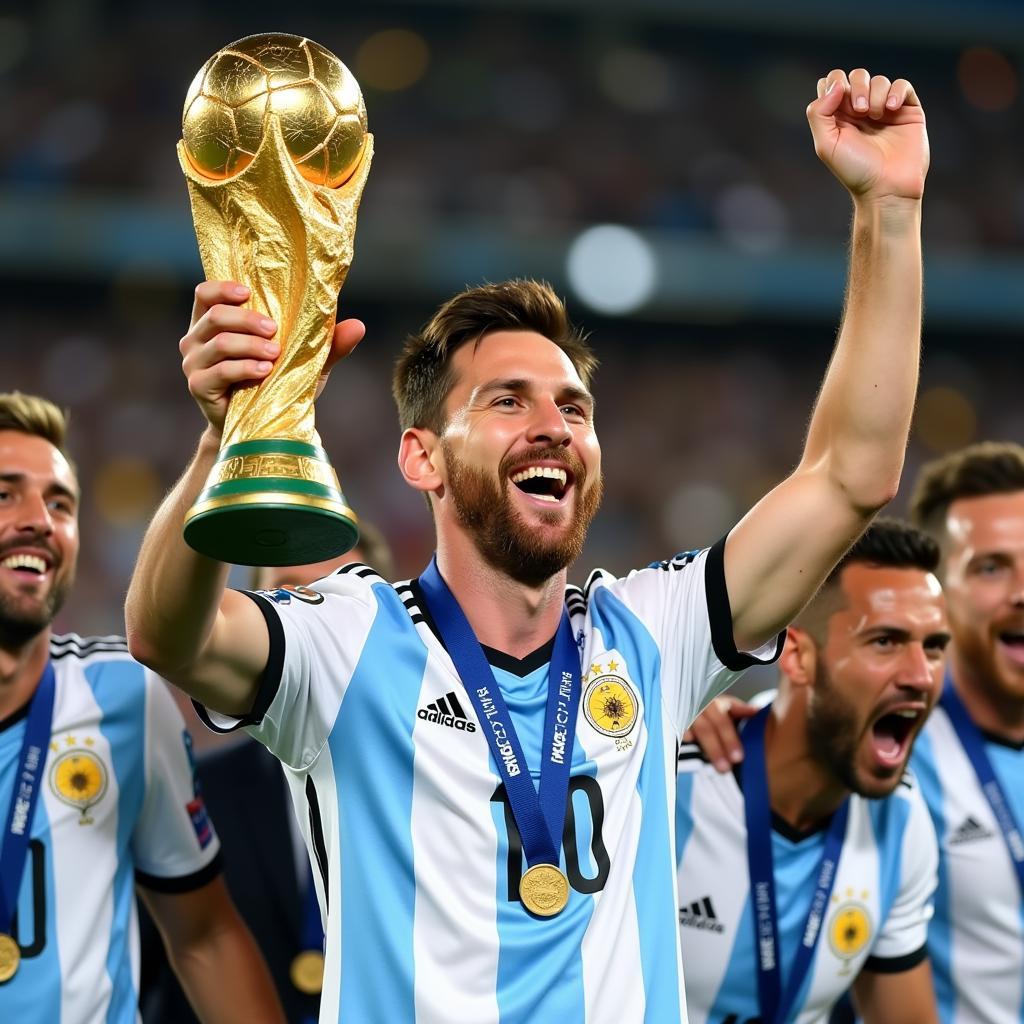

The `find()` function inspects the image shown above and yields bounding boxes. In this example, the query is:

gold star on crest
[84,737,95,747]
[607,659,620,673]
[66,735,77,747]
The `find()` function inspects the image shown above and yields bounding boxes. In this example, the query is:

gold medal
[290,949,324,995]
[0,933,20,983]
[520,864,570,917]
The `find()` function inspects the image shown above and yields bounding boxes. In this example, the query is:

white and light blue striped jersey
[675,740,938,1024]
[0,634,221,1024]
[198,538,781,1023]
[911,701,1024,1024]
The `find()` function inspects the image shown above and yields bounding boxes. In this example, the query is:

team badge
[583,662,638,738]
[259,585,324,606]
[49,744,107,825]
[828,893,873,971]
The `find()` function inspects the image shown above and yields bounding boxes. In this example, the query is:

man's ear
[779,626,818,690]
[398,427,443,493]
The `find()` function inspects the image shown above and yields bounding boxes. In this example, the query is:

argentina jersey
[196,536,781,1024]
[675,742,938,1024]
[912,703,1024,1023]
[0,635,221,1024]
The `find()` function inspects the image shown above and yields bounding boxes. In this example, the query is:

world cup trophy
[178,32,372,565]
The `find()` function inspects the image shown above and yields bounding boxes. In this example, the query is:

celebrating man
[0,392,282,1022]
[126,68,928,1021]
[677,519,946,1024]
[909,443,1024,1023]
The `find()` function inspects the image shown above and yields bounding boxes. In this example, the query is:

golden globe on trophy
[178,32,372,566]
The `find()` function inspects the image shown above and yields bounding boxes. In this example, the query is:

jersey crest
[48,736,108,825]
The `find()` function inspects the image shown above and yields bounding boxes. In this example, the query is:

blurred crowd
[0,3,1021,633]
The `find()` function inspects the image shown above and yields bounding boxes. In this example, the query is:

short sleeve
[193,571,383,770]
[132,674,222,891]
[864,781,939,969]
[593,535,782,735]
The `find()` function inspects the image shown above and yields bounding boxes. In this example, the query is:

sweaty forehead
[835,564,945,628]
[0,430,77,494]
[946,492,1024,555]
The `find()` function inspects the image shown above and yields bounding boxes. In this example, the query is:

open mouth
[510,466,571,504]
[997,630,1024,667]
[1,553,52,578]
[869,708,922,768]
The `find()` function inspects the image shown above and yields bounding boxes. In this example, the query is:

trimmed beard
[0,573,73,648]
[442,440,603,588]
[805,662,903,800]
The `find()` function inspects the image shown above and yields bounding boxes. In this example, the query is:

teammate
[677,519,946,1024]
[142,524,394,1024]
[908,443,1024,1023]
[0,392,283,1022]
[126,68,928,1022]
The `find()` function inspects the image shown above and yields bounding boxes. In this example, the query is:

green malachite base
[183,439,359,567]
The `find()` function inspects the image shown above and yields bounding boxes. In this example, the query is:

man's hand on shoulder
[683,695,755,773]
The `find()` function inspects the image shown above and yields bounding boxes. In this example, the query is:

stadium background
[1,0,1021,715]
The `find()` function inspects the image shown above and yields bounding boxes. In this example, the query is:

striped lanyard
[742,705,850,1024]
[0,663,56,933]
[939,681,1024,896]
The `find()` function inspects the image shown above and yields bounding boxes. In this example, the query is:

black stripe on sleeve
[306,776,329,913]
[704,535,784,672]
[191,591,286,732]
[135,851,223,894]
[862,944,928,974]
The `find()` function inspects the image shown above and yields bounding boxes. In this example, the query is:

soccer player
[908,443,1024,1023]
[141,524,393,1024]
[0,393,283,1022]
[677,519,947,1024]
[126,68,928,1021]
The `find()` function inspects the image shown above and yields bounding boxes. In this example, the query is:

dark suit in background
[140,739,319,1024]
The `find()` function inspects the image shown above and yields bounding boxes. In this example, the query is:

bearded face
[442,439,603,587]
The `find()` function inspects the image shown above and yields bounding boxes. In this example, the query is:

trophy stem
[184,439,359,566]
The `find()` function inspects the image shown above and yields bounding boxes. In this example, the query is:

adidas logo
[679,896,725,933]
[949,816,995,845]
[418,691,477,733]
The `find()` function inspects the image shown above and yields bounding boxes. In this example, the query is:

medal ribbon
[0,663,56,934]
[940,680,1024,895]
[419,557,581,871]
[300,862,324,954]
[742,705,850,1024]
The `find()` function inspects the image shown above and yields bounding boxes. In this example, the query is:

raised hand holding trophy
[179,32,372,566]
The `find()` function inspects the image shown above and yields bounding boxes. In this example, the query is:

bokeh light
[356,29,430,92]
[93,457,162,527]
[958,47,1018,113]
[914,386,978,453]
[567,224,657,315]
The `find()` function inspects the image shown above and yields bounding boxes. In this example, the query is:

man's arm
[724,68,929,651]
[853,960,938,1024]
[140,876,285,1024]
[124,282,365,715]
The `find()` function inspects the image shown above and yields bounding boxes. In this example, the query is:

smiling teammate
[677,519,946,1024]
[126,68,929,1022]
[0,392,282,1023]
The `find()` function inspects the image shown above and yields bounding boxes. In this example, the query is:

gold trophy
[178,32,372,565]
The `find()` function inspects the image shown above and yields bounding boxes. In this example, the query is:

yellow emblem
[584,674,638,737]
[828,901,873,965]
[50,747,107,825]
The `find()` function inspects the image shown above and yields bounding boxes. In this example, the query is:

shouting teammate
[677,519,947,1024]
[126,68,928,1021]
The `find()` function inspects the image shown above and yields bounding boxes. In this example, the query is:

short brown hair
[909,442,1024,543]
[0,392,70,454]
[392,279,598,433]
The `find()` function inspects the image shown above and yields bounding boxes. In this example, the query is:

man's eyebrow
[0,473,78,502]
[472,379,595,407]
